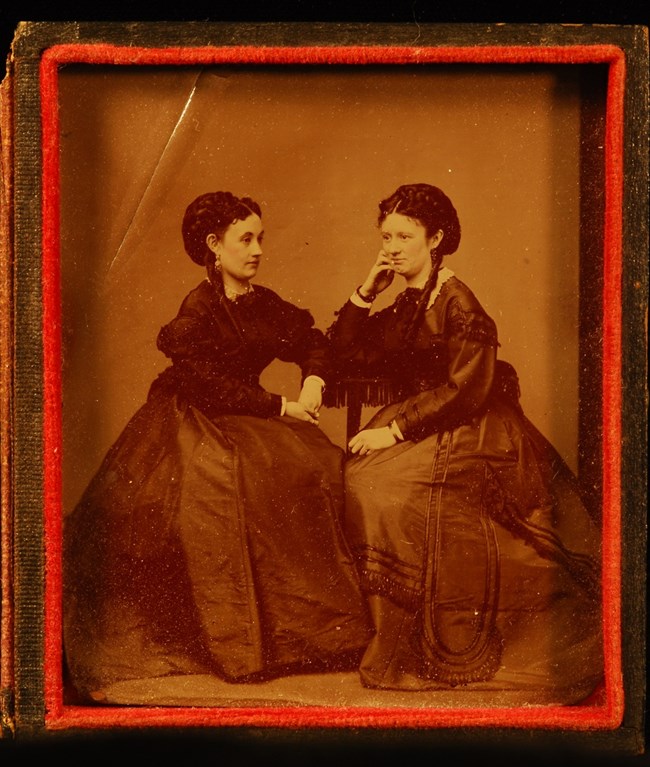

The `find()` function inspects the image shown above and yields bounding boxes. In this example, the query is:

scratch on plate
[105,70,203,281]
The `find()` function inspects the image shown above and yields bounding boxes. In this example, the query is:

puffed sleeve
[156,289,284,418]
[392,298,498,442]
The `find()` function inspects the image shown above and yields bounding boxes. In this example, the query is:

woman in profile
[327,183,603,702]
[63,191,371,702]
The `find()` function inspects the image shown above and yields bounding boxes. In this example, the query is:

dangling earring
[206,233,222,270]
[206,252,223,291]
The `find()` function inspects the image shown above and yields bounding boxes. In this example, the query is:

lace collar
[426,267,454,308]
[224,283,255,302]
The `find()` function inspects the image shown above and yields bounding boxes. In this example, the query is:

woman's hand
[298,377,323,417]
[284,401,319,425]
[348,426,396,455]
[359,250,395,299]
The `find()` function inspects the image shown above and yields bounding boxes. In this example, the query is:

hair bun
[182,192,262,265]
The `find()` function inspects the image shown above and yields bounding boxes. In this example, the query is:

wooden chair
[326,376,394,444]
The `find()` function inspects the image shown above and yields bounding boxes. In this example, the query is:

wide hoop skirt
[344,398,603,704]
[63,389,372,700]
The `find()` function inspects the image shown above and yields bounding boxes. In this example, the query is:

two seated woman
[63,185,603,705]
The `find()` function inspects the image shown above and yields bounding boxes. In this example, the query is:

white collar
[426,267,454,308]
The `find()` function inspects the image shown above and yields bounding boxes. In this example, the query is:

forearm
[172,360,283,418]
[328,300,385,368]
[392,342,495,442]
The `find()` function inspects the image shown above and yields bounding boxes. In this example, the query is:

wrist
[356,285,376,304]
[303,375,325,391]
[389,419,404,441]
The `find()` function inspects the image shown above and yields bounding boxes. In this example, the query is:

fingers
[348,428,397,455]
[374,252,393,269]
[300,403,320,418]
[348,437,360,453]
[348,434,370,455]
[369,251,391,271]
[298,405,319,424]
[286,400,320,425]
[303,408,320,425]
[298,411,319,425]
[369,259,394,284]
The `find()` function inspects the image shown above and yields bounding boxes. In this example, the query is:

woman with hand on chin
[328,183,603,702]
[63,191,371,703]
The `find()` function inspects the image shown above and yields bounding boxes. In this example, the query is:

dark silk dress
[63,280,372,701]
[328,269,603,703]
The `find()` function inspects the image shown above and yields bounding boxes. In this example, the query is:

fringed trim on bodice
[323,376,397,409]
[324,360,522,412]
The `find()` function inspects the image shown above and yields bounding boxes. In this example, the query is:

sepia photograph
[1,20,647,757]
[56,53,609,713]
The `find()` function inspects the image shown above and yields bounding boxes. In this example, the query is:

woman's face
[380,212,440,285]
[209,214,264,286]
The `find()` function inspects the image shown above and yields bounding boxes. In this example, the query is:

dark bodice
[369,289,458,397]
[328,275,511,441]
[150,280,329,418]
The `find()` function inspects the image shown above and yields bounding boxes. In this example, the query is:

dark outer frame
[2,21,647,758]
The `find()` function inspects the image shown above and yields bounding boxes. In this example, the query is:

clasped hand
[298,377,322,415]
[285,378,323,425]
[348,426,396,455]
[285,401,319,425]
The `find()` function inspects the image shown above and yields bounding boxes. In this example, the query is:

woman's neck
[222,276,252,299]
[404,263,432,289]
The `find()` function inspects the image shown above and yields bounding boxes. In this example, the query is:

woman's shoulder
[438,273,488,314]
[250,283,280,303]
[252,283,300,304]
[158,281,216,354]
[435,273,497,343]
[253,285,314,320]
[177,279,216,314]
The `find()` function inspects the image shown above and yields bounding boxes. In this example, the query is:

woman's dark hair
[182,191,262,266]
[378,184,461,343]
[378,183,461,256]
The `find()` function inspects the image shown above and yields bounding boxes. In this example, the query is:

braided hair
[378,184,461,343]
